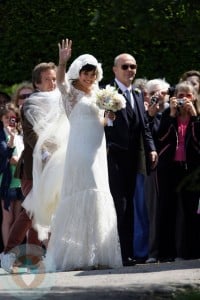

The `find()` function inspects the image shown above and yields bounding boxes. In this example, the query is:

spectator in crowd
[0,104,24,247]
[133,78,149,110]
[179,70,200,114]
[104,53,158,266]
[132,77,149,263]
[156,81,200,261]
[1,62,57,273]
[12,82,33,109]
[144,78,170,263]
[0,92,11,109]
[0,92,12,258]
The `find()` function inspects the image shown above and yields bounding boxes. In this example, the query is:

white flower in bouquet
[96,85,126,112]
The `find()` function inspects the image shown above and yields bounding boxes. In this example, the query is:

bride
[39,39,122,271]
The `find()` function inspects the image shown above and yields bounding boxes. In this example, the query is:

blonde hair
[12,81,33,107]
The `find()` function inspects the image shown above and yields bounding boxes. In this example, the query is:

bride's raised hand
[58,38,72,64]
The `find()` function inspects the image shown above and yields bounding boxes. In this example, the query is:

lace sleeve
[57,75,78,118]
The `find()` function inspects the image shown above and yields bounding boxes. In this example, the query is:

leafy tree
[0,0,199,89]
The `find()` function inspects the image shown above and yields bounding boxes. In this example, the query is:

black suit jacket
[104,80,157,260]
[105,80,156,174]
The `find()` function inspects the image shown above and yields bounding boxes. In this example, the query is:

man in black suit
[105,53,158,266]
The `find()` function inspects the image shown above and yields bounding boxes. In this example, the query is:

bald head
[113,53,137,87]
[114,53,136,66]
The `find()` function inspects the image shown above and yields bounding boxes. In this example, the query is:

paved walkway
[0,259,200,299]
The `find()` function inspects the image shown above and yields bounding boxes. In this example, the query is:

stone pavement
[0,259,199,299]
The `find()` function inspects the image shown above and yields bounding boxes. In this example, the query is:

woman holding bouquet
[44,39,122,271]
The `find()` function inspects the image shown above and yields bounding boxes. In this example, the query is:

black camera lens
[150,96,159,105]
[168,86,175,98]
[9,116,16,127]
[177,99,184,106]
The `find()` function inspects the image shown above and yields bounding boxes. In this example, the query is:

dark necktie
[125,89,134,109]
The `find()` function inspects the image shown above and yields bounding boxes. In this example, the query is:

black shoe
[134,257,147,264]
[123,257,136,266]
[159,257,174,263]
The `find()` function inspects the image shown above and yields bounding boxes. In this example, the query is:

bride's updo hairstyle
[67,54,103,82]
[80,63,97,74]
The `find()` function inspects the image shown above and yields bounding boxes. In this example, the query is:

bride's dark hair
[67,54,103,82]
[79,64,97,73]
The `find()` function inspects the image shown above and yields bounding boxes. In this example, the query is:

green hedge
[0,0,199,89]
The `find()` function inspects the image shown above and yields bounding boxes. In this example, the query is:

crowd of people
[0,38,199,273]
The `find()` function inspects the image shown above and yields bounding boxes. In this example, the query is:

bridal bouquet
[96,85,126,112]
[96,85,126,126]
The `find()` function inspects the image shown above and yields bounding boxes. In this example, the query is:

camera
[168,86,175,98]
[177,98,184,106]
[9,117,16,127]
[150,96,159,105]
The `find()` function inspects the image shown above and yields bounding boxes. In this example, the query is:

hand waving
[58,38,72,65]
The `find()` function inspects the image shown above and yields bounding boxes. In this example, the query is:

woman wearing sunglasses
[12,82,33,109]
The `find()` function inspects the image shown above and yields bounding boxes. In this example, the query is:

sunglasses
[18,93,32,100]
[121,64,137,70]
[177,93,193,99]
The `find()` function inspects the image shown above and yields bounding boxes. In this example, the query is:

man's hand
[104,110,116,126]
[149,151,158,169]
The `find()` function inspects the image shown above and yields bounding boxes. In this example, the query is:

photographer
[147,79,170,122]
[156,81,200,261]
[144,79,170,263]
[179,70,200,115]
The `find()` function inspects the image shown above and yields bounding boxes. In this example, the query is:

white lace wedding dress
[44,83,122,271]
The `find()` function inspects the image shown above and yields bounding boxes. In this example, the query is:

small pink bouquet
[96,85,126,126]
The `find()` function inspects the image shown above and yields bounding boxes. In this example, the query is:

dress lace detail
[58,78,102,118]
